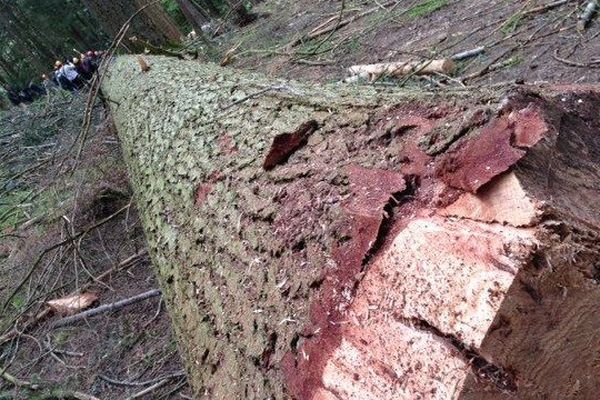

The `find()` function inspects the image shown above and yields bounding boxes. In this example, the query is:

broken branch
[0,250,147,345]
[1,203,131,314]
[286,1,396,48]
[0,368,41,390]
[451,46,485,61]
[51,289,161,328]
[523,0,569,16]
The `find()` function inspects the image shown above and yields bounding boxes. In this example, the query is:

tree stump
[103,56,600,399]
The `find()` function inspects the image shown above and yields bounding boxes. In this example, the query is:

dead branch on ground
[98,371,185,388]
[51,289,161,328]
[285,1,397,49]
[553,49,600,67]
[1,203,131,314]
[0,249,146,345]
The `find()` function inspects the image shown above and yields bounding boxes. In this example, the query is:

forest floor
[220,0,600,85]
[0,0,599,399]
[0,93,192,399]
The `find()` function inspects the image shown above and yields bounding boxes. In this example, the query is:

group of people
[3,50,105,107]
[44,50,105,92]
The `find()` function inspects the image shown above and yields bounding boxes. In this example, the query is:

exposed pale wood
[348,59,456,81]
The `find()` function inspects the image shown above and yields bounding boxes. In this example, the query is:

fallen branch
[124,378,175,400]
[1,367,100,399]
[98,371,185,387]
[552,49,598,67]
[451,46,485,61]
[577,0,598,31]
[347,59,456,81]
[0,368,41,390]
[0,250,147,345]
[460,45,519,82]
[43,392,101,400]
[286,1,396,48]
[308,0,346,55]
[292,58,336,66]
[51,289,161,328]
[523,0,569,16]
[1,203,131,313]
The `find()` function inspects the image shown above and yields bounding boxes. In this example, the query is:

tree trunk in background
[0,3,52,72]
[224,0,257,26]
[193,0,223,18]
[80,0,181,49]
[134,0,182,42]
[175,0,208,32]
[103,55,600,400]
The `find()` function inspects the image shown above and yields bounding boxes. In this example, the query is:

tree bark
[175,0,208,32]
[103,56,600,400]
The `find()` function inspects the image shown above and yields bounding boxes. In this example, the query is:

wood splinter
[137,55,150,72]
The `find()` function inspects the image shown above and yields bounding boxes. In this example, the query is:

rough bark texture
[103,56,600,400]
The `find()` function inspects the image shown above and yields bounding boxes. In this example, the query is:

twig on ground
[124,378,174,400]
[99,371,186,388]
[0,368,41,390]
[461,45,520,82]
[451,46,485,61]
[37,390,101,400]
[308,0,346,55]
[552,49,598,67]
[1,366,99,399]
[142,298,163,329]
[434,71,467,87]
[159,377,187,400]
[285,1,397,48]
[292,58,336,66]
[52,289,161,328]
[523,0,569,16]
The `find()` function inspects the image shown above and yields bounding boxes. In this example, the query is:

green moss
[501,13,523,37]
[0,189,32,230]
[407,0,449,19]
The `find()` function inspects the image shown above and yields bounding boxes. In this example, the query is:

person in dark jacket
[6,87,20,106]
[74,56,93,81]
[54,60,74,91]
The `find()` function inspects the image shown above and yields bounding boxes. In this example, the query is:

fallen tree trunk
[103,56,600,400]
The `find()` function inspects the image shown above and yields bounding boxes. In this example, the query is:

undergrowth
[407,0,449,19]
